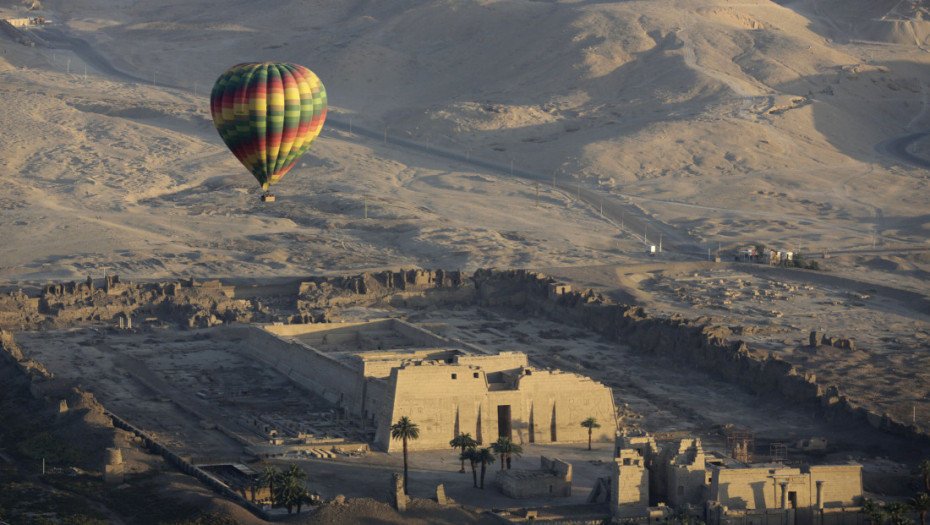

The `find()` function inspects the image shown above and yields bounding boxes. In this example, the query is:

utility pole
[535,183,539,208]
[659,233,663,252]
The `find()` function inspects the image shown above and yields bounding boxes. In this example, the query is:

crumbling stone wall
[1,270,471,332]
[1,269,923,445]
[495,456,572,498]
[3,276,266,330]
[297,269,471,314]
[0,289,40,328]
[467,269,926,445]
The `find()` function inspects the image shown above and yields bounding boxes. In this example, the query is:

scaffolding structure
[726,427,755,463]
[770,442,788,463]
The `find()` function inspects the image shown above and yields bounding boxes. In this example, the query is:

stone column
[780,482,789,509]
[816,480,825,509]
[392,473,407,512]
[104,447,124,484]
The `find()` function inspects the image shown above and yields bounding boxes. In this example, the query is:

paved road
[34,26,144,84]
[325,116,705,258]
[39,24,925,259]
[33,24,705,260]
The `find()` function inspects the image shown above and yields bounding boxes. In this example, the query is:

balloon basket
[261,193,276,202]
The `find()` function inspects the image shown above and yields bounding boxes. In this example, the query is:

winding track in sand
[876,129,930,169]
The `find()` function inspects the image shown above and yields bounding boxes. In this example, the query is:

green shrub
[16,431,83,465]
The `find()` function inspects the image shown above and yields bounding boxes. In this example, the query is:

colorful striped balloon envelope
[210,62,327,193]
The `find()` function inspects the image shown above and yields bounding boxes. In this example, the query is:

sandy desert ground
[0,0,928,284]
[1,0,930,520]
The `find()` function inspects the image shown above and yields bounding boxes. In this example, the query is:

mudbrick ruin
[0,268,917,445]
[0,268,924,523]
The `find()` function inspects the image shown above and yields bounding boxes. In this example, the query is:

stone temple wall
[1,268,924,446]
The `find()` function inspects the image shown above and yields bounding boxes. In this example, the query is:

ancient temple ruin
[605,432,863,525]
[232,318,617,452]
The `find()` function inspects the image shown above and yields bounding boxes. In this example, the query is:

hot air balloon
[210,62,327,200]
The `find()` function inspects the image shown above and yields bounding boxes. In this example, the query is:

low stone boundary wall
[0,20,34,46]
[106,411,270,521]
[4,265,927,447]
[471,269,929,445]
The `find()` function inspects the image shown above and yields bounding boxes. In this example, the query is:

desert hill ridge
[0,0,925,299]
[0,3,929,521]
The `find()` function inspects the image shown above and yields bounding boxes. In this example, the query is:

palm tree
[861,499,886,525]
[391,416,420,495]
[461,446,479,488]
[257,465,281,505]
[581,417,601,451]
[475,447,496,489]
[509,440,523,469]
[284,463,308,483]
[491,438,506,471]
[450,432,478,473]
[918,460,930,493]
[492,436,523,470]
[912,493,930,525]
[270,464,310,514]
[294,487,312,515]
[887,501,913,525]
[274,473,310,515]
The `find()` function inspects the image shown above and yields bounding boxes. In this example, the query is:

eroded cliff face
[0,268,921,445]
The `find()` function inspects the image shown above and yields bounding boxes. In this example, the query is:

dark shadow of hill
[770,59,930,167]
[773,0,930,45]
